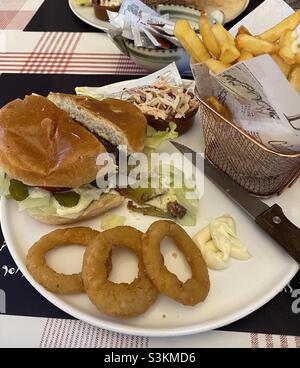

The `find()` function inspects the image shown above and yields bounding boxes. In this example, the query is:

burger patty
[97,136,117,154]
[97,136,120,165]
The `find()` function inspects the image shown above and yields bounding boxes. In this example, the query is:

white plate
[69,0,115,31]
[68,0,250,32]
[235,0,250,22]
[2,78,299,337]
[210,0,250,23]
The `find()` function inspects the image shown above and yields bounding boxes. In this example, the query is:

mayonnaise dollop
[193,215,251,270]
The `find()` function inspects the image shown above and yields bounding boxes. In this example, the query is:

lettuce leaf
[145,122,178,150]
[18,189,51,211]
[19,186,105,219]
[152,165,199,226]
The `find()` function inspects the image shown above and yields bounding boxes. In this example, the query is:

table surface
[0,0,300,348]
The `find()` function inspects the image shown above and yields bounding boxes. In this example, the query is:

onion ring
[26,227,105,294]
[142,220,210,306]
[82,226,158,319]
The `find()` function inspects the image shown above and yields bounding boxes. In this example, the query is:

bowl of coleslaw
[121,76,199,135]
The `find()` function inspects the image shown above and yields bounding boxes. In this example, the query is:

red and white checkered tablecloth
[0,0,147,75]
[38,318,300,349]
[0,0,43,30]
[0,315,300,348]
[0,30,147,75]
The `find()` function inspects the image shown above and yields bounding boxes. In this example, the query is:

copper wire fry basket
[197,97,300,197]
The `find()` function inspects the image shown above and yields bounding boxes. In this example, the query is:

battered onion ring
[26,227,105,294]
[82,226,158,319]
[142,220,210,306]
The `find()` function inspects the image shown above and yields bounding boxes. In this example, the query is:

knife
[171,141,300,264]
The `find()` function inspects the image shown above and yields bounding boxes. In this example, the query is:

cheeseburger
[0,94,147,225]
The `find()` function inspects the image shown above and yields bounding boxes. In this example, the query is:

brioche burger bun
[0,94,146,225]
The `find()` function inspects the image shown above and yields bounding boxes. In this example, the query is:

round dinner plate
[2,174,298,337]
[1,76,299,336]
[69,0,115,31]
[68,0,250,32]
[205,0,250,23]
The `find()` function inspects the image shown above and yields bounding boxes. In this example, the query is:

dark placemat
[0,73,299,336]
[25,0,265,33]
[0,231,70,319]
[25,0,99,33]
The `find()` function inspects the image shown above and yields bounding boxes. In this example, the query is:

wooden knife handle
[255,204,300,264]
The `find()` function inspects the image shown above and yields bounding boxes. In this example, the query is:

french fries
[199,12,221,58]
[220,43,240,64]
[237,50,254,62]
[236,35,277,55]
[289,66,300,94]
[174,20,210,63]
[258,10,300,42]
[279,30,298,65]
[236,25,252,37]
[211,22,235,46]
[205,96,232,121]
[271,54,292,77]
[205,59,231,74]
[174,11,300,94]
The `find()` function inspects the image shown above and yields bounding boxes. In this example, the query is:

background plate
[207,0,250,23]
[69,0,115,31]
[1,78,299,337]
[68,0,250,32]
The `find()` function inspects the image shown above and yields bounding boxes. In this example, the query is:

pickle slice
[9,179,29,201]
[53,191,80,207]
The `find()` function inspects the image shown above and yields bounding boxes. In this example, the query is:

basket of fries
[174,2,300,196]
[196,94,300,196]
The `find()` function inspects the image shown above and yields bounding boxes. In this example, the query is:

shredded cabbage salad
[121,77,199,121]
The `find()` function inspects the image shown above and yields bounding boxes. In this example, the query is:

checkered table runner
[1,1,299,75]
[1,315,299,348]
[0,30,147,75]
[38,318,300,348]
[0,0,147,76]
[0,0,43,30]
